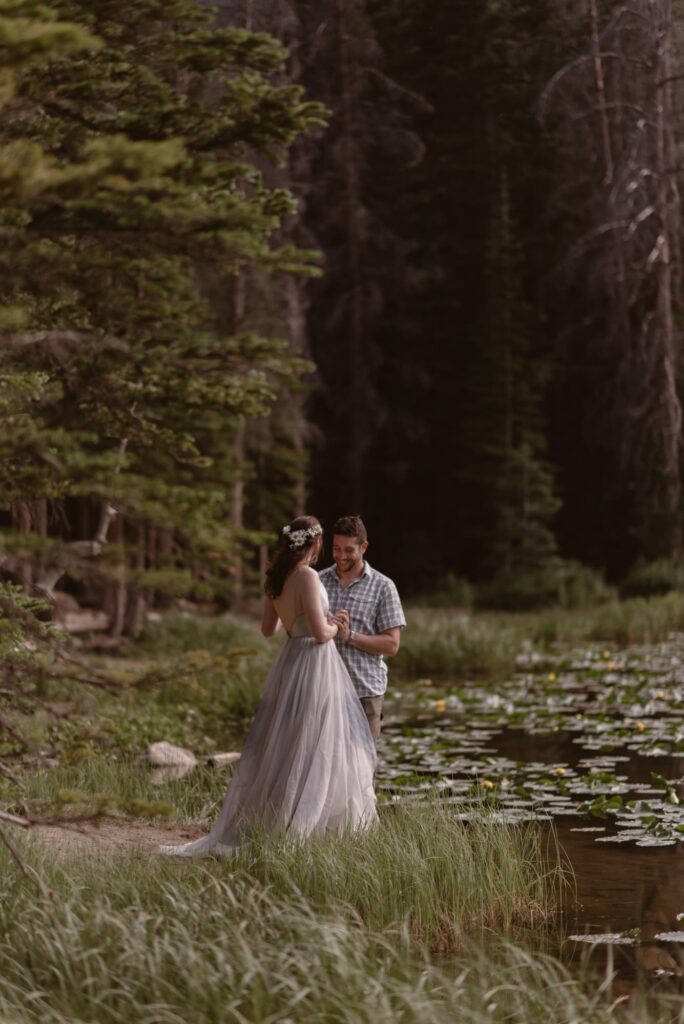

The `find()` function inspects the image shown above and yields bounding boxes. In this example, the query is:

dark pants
[360,695,384,742]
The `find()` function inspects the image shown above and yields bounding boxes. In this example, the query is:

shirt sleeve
[375,580,406,632]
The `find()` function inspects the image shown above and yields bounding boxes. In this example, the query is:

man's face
[332,534,367,574]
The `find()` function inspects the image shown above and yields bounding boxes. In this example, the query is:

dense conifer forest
[2,0,684,629]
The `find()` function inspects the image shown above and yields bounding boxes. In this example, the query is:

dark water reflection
[384,706,684,975]
[492,728,684,978]
[494,726,684,789]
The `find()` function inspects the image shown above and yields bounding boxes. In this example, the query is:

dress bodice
[286,580,329,637]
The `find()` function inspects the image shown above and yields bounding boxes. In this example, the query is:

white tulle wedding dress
[160,582,377,857]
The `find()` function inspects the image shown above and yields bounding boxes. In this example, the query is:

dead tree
[539,0,683,559]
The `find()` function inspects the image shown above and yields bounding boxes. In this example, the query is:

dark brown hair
[264,515,323,598]
[332,514,367,544]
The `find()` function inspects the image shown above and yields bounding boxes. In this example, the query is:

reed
[4,760,565,947]
[216,802,566,951]
[0,835,669,1024]
[3,758,234,827]
[397,593,684,682]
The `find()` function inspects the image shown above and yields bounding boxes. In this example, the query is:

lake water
[381,643,684,977]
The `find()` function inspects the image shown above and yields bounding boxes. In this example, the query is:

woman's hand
[330,610,350,642]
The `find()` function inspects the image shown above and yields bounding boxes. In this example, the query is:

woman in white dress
[161,515,378,856]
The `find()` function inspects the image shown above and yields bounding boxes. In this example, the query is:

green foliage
[0,0,324,625]
[396,589,684,681]
[0,611,274,758]
[476,559,614,612]
[620,558,684,600]
[225,803,564,948]
[394,610,520,681]
[413,572,474,609]
[0,801,663,1024]
[0,583,61,714]
[5,758,232,825]
[0,819,605,1024]
[133,610,272,658]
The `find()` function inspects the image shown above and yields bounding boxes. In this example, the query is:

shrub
[619,558,684,599]
[476,560,614,612]
[412,573,474,608]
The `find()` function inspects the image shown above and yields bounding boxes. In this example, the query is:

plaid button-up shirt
[319,561,406,698]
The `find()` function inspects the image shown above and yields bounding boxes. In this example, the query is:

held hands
[328,609,351,642]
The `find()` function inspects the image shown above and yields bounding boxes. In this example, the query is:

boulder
[146,741,197,767]
[211,752,241,767]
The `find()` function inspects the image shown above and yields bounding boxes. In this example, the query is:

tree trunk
[109,515,127,639]
[11,502,32,592]
[231,274,246,611]
[336,0,366,512]
[650,0,681,554]
[124,523,147,638]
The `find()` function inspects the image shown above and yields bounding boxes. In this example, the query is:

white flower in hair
[282,523,322,549]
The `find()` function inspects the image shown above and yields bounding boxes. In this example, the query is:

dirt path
[33,819,205,857]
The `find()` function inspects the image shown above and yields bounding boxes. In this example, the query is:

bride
[160,515,378,856]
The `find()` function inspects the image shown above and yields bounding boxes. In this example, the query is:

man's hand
[329,609,351,642]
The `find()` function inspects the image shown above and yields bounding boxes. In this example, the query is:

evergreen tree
[358,0,564,589]
[0,0,324,627]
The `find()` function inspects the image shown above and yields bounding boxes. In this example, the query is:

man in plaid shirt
[320,515,406,741]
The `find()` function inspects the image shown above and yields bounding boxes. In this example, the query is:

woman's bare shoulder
[283,564,317,589]
[288,565,319,590]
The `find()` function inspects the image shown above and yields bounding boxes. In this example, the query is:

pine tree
[0,0,325,628]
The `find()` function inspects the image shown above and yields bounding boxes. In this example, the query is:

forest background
[2,0,683,640]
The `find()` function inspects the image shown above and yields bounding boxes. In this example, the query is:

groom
[320,514,406,741]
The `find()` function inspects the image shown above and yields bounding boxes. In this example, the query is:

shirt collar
[328,560,373,584]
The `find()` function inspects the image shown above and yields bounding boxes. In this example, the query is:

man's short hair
[332,515,367,544]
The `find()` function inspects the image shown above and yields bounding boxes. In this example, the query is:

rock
[146,741,197,767]
[59,609,110,634]
[150,764,196,786]
[210,752,241,767]
[53,591,81,615]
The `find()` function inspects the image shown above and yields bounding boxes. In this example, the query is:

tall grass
[0,835,671,1024]
[5,758,233,826]
[397,593,684,681]
[3,761,565,947]
[394,611,521,680]
[219,803,566,949]
[133,611,274,659]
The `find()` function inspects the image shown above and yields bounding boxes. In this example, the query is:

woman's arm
[260,596,281,637]
[300,569,338,643]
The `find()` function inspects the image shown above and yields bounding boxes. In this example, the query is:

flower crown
[282,523,323,549]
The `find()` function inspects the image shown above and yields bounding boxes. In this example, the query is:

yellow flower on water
[657,690,666,699]
[635,721,646,732]
[481,779,494,789]
[547,673,557,682]
[434,699,446,713]
[602,649,611,658]
[554,767,566,776]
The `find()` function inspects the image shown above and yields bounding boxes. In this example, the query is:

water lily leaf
[568,933,637,945]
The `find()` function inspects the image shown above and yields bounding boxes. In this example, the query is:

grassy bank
[10,591,684,763]
[1,760,564,950]
[0,827,667,1024]
[396,592,684,681]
